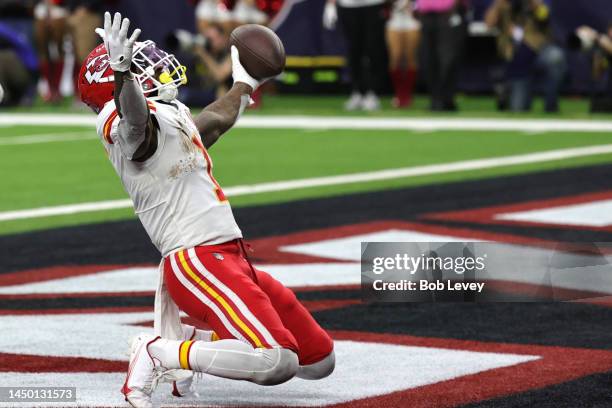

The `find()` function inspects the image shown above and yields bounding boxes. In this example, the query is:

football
[229,24,286,80]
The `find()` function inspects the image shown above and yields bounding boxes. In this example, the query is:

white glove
[323,1,337,30]
[94,11,141,72]
[230,45,260,91]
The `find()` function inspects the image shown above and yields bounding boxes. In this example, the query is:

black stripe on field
[0,289,361,310]
[461,371,612,408]
[310,302,612,350]
[1,163,612,273]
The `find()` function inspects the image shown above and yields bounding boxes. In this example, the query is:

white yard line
[3,113,612,132]
[0,132,95,145]
[0,114,95,127]
[2,143,612,222]
[237,116,612,132]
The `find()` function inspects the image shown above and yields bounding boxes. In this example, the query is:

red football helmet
[78,40,187,113]
[78,43,114,113]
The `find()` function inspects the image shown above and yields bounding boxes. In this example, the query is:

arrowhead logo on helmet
[84,54,113,84]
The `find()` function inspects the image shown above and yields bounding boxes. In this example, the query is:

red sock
[40,60,51,84]
[402,68,417,107]
[390,68,406,107]
[49,60,64,98]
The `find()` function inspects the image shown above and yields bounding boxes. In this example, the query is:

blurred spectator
[33,0,69,103]
[168,23,232,106]
[416,0,467,111]
[323,0,387,111]
[0,22,38,106]
[386,0,420,108]
[65,0,104,98]
[485,0,566,112]
[195,0,267,36]
[232,0,268,26]
[572,24,612,112]
[196,0,232,34]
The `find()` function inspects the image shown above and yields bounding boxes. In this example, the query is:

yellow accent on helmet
[158,71,172,84]
[159,65,188,85]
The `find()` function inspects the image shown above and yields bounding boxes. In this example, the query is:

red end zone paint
[0,220,561,289]
[0,352,125,373]
[1,221,610,306]
[423,190,612,232]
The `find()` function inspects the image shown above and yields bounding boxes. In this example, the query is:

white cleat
[344,92,363,111]
[121,334,164,408]
[361,91,381,111]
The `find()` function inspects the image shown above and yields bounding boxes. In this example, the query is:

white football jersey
[96,98,242,257]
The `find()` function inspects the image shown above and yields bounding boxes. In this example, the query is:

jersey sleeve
[95,101,120,148]
[95,100,158,160]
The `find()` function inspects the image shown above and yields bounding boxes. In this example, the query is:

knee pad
[253,348,299,386]
[296,350,335,380]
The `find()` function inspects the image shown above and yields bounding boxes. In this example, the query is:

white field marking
[3,113,612,132]
[281,229,473,261]
[2,143,612,222]
[0,131,95,145]
[496,199,612,227]
[0,114,95,127]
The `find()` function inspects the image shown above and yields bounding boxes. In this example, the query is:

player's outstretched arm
[193,82,252,149]
[193,46,259,149]
[99,12,156,161]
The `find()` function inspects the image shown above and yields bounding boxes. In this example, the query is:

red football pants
[163,240,333,366]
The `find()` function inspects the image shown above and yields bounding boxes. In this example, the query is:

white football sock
[148,338,298,385]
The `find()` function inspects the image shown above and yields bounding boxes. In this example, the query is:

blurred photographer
[168,23,232,106]
[571,24,612,112]
[485,0,566,112]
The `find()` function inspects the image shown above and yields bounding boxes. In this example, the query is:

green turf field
[2,95,612,235]
[6,94,612,118]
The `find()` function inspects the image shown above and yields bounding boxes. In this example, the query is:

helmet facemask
[131,40,187,102]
